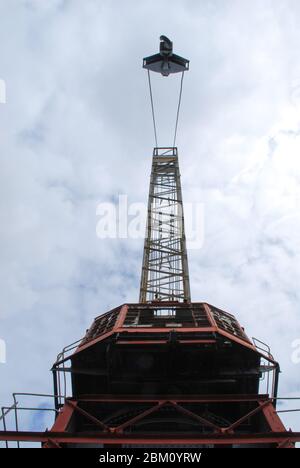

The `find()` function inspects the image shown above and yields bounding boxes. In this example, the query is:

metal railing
[252,336,278,399]
[53,338,84,408]
[1,393,64,448]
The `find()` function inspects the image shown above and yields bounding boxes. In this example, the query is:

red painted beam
[50,401,76,432]
[73,394,270,403]
[0,431,299,446]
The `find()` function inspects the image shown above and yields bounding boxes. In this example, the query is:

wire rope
[173,71,185,148]
[147,69,158,147]
[147,69,185,149]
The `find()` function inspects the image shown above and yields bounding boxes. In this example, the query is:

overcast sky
[0,0,300,441]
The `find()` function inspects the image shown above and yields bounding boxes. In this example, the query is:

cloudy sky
[1,0,300,442]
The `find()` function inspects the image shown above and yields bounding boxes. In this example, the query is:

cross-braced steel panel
[140,148,191,302]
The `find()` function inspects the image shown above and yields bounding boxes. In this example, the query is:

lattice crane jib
[139,147,190,302]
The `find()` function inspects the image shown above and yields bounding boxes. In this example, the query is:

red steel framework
[1,301,299,448]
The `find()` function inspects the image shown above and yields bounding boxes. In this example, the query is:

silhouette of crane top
[143,35,189,77]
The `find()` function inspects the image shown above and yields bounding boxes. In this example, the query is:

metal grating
[81,307,120,344]
[210,306,250,342]
[123,304,210,328]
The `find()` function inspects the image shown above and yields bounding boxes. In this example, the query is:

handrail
[1,394,63,449]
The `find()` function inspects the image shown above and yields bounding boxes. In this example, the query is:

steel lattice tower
[140,147,190,303]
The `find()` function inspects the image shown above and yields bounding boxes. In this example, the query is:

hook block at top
[143,35,189,77]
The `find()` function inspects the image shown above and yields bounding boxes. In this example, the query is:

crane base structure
[1,301,299,448]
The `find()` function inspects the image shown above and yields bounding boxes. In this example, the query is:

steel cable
[173,71,185,148]
[147,70,185,149]
[147,69,158,147]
